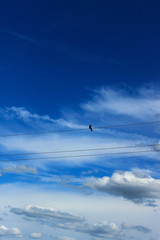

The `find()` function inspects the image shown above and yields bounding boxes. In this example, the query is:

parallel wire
[0,143,159,157]
[0,120,160,137]
[0,149,159,162]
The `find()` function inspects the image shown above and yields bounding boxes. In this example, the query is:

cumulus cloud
[81,87,160,120]
[84,171,160,205]
[10,205,150,238]
[2,165,38,175]
[30,232,42,239]
[0,225,22,238]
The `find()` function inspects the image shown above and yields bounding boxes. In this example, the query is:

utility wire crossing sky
[0,143,159,157]
[0,120,160,137]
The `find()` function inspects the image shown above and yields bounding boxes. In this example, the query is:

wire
[0,120,160,137]
[0,143,159,157]
[0,149,159,162]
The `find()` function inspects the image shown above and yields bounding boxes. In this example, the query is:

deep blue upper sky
[0,0,160,117]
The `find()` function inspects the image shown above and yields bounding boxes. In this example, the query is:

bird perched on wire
[89,125,93,131]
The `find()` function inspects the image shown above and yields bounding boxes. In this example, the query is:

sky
[0,0,160,239]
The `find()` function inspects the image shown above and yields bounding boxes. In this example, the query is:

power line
[0,120,160,137]
[0,149,159,162]
[95,121,160,129]
[0,143,159,157]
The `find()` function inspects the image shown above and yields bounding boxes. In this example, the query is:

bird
[89,125,93,131]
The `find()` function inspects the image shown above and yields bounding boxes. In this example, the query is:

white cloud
[81,169,98,175]
[0,106,85,129]
[0,127,158,170]
[2,165,38,175]
[10,205,85,230]
[0,99,159,240]
[0,105,159,170]
[81,87,160,120]
[0,182,157,239]
[0,106,51,122]
[30,232,42,239]
[53,237,75,240]
[80,221,121,238]
[10,205,151,239]
[0,225,22,238]
[84,171,160,205]
[10,205,122,238]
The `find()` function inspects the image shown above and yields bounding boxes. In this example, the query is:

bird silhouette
[89,125,93,131]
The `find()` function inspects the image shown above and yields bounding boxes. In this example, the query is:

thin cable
[0,143,159,157]
[0,149,159,162]
[96,121,160,129]
[0,120,160,137]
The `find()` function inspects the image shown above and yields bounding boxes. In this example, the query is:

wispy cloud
[52,42,121,65]
[1,29,35,44]
[1,165,38,175]
[0,106,159,172]
[1,29,121,66]
[0,106,85,129]
[81,87,160,120]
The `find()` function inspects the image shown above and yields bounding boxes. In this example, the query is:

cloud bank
[84,171,160,205]
[10,205,150,239]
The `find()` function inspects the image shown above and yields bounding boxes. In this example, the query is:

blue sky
[0,1,160,239]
